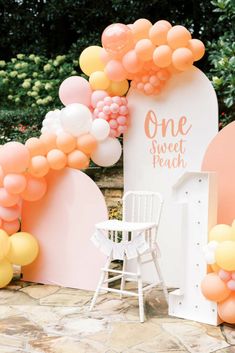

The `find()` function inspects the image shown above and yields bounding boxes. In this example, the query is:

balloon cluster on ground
[201,220,235,324]
[0,230,38,288]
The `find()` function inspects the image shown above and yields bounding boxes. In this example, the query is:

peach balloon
[0,188,20,207]
[131,18,152,41]
[21,175,47,202]
[67,150,90,170]
[218,293,235,324]
[0,166,4,187]
[89,71,111,90]
[2,219,20,235]
[167,25,192,49]
[153,45,172,68]
[56,132,76,153]
[3,174,27,194]
[25,137,46,156]
[101,23,134,56]
[187,39,205,61]
[28,156,50,178]
[105,60,127,82]
[172,48,194,71]
[122,50,143,73]
[39,132,57,153]
[201,273,231,302]
[135,39,155,61]
[149,23,169,46]
[47,149,67,170]
[77,134,98,155]
[100,48,114,64]
[0,204,21,222]
[156,20,172,30]
[0,142,30,174]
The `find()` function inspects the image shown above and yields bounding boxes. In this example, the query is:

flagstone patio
[0,278,234,353]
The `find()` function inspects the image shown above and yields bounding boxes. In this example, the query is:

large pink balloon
[102,23,134,56]
[0,142,30,174]
[59,76,92,107]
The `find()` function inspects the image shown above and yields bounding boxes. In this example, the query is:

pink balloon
[0,204,21,222]
[100,48,114,64]
[219,269,232,282]
[91,90,108,108]
[59,76,92,107]
[2,219,20,235]
[102,23,134,56]
[0,188,20,207]
[0,142,30,174]
[4,174,27,194]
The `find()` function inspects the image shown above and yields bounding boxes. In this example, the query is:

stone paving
[0,278,234,353]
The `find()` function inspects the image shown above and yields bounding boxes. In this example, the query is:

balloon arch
[0,18,234,324]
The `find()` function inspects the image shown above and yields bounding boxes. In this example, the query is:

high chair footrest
[102,268,138,277]
[100,286,139,297]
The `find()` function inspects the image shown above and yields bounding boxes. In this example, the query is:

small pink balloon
[109,119,118,129]
[2,218,20,235]
[0,142,30,174]
[117,125,128,134]
[91,90,108,108]
[0,188,20,207]
[0,204,21,222]
[117,116,127,125]
[110,103,119,113]
[59,76,92,107]
[219,269,232,282]
[227,280,235,291]
[232,272,235,280]
[119,105,128,115]
[102,23,134,56]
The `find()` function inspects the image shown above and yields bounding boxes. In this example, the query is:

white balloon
[60,103,92,137]
[41,126,50,134]
[91,119,110,141]
[91,137,122,167]
[205,251,215,265]
[207,240,219,251]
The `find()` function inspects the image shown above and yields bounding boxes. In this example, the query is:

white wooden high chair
[90,191,168,322]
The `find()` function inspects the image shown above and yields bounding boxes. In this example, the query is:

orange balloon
[56,132,76,154]
[0,188,20,207]
[157,69,171,81]
[25,137,46,156]
[0,166,4,187]
[47,149,67,170]
[153,45,172,68]
[21,175,47,202]
[77,134,98,155]
[218,293,235,324]
[131,18,152,41]
[0,142,30,174]
[122,50,143,73]
[3,174,27,194]
[149,23,169,46]
[28,156,50,178]
[2,219,20,235]
[201,273,231,302]
[187,39,205,61]
[39,132,57,153]
[105,60,127,82]
[67,150,90,170]
[135,39,155,61]
[172,48,194,71]
[167,25,192,49]
[211,263,221,272]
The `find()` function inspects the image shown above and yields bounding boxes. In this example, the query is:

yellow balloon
[108,80,129,96]
[231,219,235,241]
[0,259,13,288]
[7,232,39,266]
[79,46,105,76]
[89,71,110,90]
[215,241,235,271]
[0,230,11,261]
[209,224,234,242]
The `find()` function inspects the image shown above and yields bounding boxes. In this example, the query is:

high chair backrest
[122,191,163,228]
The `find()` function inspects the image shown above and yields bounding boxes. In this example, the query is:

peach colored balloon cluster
[201,221,235,324]
[93,95,129,137]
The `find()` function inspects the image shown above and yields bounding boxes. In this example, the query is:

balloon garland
[0,18,206,288]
